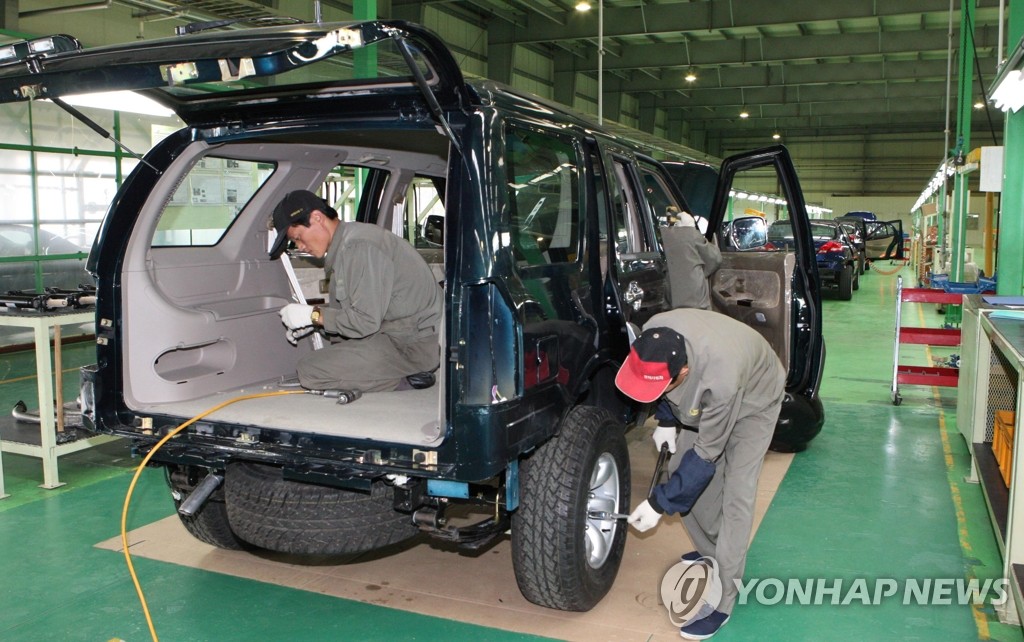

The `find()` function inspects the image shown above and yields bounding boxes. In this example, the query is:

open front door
[708,146,824,449]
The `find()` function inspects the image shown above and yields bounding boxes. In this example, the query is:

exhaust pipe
[177,473,224,517]
[11,400,82,424]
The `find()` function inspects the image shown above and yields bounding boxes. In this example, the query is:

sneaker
[680,550,703,564]
[680,610,730,640]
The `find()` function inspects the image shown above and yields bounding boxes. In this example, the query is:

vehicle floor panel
[135,385,442,446]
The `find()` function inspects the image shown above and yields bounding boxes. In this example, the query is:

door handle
[623,281,644,311]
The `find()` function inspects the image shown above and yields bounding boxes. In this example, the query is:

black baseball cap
[268,190,329,259]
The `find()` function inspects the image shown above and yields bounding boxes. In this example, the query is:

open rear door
[865,219,905,261]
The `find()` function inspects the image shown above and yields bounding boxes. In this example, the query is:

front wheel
[512,406,630,611]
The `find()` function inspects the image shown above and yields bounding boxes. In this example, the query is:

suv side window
[402,176,446,249]
[637,163,697,248]
[608,156,653,255]
[154,157,275,246]
[505,126,581,267]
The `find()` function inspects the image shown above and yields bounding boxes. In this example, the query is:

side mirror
[729,216,768,251]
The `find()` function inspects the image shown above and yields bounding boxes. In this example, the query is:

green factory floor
[0,264,1020,641]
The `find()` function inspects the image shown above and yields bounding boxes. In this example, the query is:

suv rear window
[505,126,581,267]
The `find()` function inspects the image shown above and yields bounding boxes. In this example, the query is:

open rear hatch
[0,20,471,119]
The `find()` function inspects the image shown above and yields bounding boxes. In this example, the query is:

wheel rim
[584,452,621,569]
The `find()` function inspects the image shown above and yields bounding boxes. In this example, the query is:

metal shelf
[890,275,961,405]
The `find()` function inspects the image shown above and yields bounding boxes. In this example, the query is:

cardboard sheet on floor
[96,435,793,641]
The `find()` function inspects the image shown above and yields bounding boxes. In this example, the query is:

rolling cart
[891,275,963,405]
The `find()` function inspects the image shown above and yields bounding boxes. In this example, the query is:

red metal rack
[891,275,963,405]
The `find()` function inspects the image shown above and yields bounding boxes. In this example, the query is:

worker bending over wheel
[616,308,785,640]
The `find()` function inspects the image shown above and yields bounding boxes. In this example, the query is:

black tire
[837,266,853,300]
[852,268,860,291]
[511,406,630,611]
[224,462,419,555]
[857,252,866,275]
[170,480,246,550]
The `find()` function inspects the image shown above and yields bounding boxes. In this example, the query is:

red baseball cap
[615,327,689,403]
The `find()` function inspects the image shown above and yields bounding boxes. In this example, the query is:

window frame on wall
[0,99,183,290]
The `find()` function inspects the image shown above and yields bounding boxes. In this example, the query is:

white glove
[676,210,696,228]
[627,500,662,533]
[652,425,678,454]
[279,303,314,330]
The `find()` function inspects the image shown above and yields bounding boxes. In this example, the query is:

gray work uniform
[661,225,722,310]
[297,222,443,392]
[645,308,785,615]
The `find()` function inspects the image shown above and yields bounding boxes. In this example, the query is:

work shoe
[679,610,730,640]
[680,550,703,564]
[404,371,436,390]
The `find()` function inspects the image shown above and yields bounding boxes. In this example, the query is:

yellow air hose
[120,389,306,642]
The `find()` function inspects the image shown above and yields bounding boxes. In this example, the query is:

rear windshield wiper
[49,96,159,173]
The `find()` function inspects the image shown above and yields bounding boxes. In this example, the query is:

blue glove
[650,448,716,515]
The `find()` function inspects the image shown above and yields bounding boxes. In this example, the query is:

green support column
[935,171,946,275]
[999,7,1024,295]
[353,0,377,79]
[950,0,975,284]
[353,0,376,195]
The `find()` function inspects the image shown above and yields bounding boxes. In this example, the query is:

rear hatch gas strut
[49,96,160,173]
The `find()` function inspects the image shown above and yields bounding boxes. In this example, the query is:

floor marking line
[918,303,991,639]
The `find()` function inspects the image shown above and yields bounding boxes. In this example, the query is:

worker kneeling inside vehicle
[269,190,443,393]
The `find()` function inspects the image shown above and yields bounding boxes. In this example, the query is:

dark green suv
[0,21,823,610]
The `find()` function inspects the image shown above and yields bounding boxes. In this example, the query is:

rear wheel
[852,268,860,291]
[837,266,853,300]
[512,406,630,611]
[224,462,419,555]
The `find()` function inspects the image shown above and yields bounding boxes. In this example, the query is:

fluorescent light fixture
[772,131,781,140]
[739,106,750,119]
[575,1,592,11]
[60,91,175,117]
[684,67,697,83]
[990,36,1024,113]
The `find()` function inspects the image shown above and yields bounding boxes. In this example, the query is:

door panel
[711,251,794,372]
